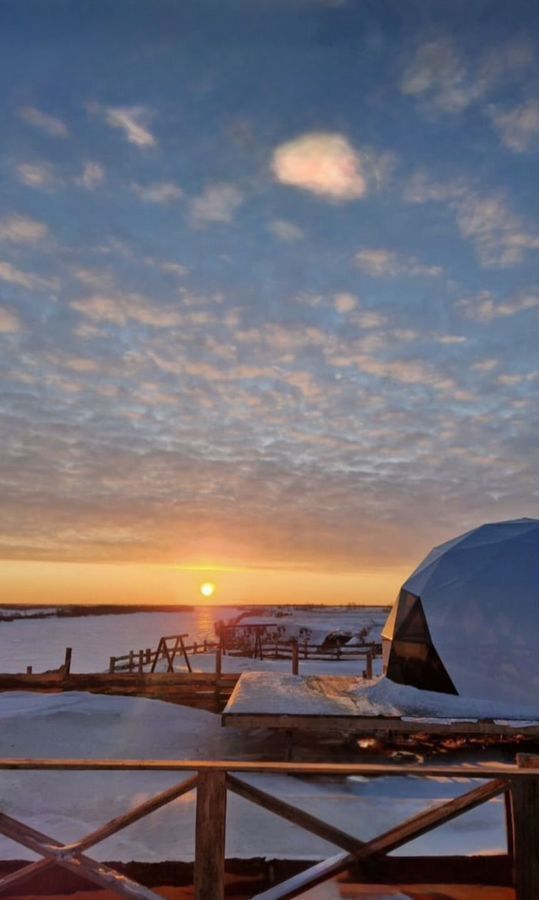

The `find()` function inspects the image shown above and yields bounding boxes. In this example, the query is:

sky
[0,0,538,606]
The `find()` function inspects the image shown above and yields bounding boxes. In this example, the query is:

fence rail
[109,632,380,678]
[0,755,537,900]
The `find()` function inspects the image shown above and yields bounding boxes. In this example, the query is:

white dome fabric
[383,518,539,708]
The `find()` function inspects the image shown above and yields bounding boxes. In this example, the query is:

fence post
[128,650,134,672]
[215,644,222,678]
[291,639,299,676]
[63,647,72,675]
[194,771,227,900]
[109,657,116,674]
[366,650,373,680]
[145,648,151,664]
[138,650,144,673]
[511,756,539,898]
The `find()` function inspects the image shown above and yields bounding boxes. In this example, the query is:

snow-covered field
[0,605,515,876]
[0,605,386,674]
[0,691,507,864]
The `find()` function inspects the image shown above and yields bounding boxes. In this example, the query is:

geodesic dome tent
[382,518,539,707]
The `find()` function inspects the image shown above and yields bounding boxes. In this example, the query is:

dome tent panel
[383,518,539,708]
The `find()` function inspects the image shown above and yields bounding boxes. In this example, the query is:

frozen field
[0,605,387,674]
[0,691,507,864]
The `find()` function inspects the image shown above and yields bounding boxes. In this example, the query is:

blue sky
[0,0,538,578]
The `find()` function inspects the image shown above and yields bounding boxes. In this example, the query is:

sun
[199,581,216,599]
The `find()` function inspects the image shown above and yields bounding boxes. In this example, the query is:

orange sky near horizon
[0,559,407,607]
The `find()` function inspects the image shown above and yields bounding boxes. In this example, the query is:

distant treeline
[0,604,194,622]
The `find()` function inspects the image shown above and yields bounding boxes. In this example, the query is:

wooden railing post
[366,650,373,680]
[63,647,72,675]
[215,644,222,678]
[511,757,539,899]
[291,639,299,676]
[109,657,115,674]
[194,771,227,900]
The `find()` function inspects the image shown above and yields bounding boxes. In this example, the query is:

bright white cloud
[457,290,539,321]
[0,307,22,333]
[18,106,68,137]
[354,248,442,277]
[488,99,539,152]
[77,162,105,190]
[16,162,57,189]
[132,181,183,204]
[272,132,366,201]
[191,183,243,223]
[268,220,304,241]
[104,106,156,148]
[0,215,48,243]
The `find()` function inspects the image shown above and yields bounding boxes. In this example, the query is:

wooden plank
[510,775,539,898]
[0,758,532,777]
[252,778,506,900]
[0,812,161,899]
[221,711,539,737]
[227,774,365,853]
[194,771,227,900]
[3,773,200,890]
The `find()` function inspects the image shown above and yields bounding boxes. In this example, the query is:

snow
[0,606,384,674]
[225,672,539,720]
[0,691,506,864]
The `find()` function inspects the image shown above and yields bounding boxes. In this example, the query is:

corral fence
[109,631,381,678]
[0,755,537,899]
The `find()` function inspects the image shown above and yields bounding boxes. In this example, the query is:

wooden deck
[222,709,539,738]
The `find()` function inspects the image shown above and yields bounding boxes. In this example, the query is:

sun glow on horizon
[199,581,216,598]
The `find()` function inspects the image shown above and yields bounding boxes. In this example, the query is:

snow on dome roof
[382,518,539,707]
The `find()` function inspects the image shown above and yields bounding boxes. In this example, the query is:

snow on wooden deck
[223,672,539,724]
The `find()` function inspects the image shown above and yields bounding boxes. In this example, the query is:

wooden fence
[109,633,380,679]
[0,755,537,899]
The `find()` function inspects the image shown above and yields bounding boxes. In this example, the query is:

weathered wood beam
[511,774,539,899]
[227,774,365,854]
[251,778,506,900]
[194,771,227,900]
[0,812,161,899]
[0,758,531,776]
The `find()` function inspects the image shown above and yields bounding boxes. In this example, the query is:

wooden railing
[110,633,380,679]
[0,756,537,899]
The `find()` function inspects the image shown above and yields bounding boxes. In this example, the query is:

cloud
[405,174,539,267]
[472,359,499,371]
[77,162,105,190]
[18,106,68,137]
[333,293,358,314]
[16,162,57,189]
[457,290,539,321]
[401,38,531,114]
[71,293,183,327]
[268,220,304,241]
[354,248,442,277]
[0,307,22,333]
[488,99,539,152]
[272,132,366,201]
[191,183,243,223]
[132,181,183,204]
[0,215,48,243]
[0,261,55,290]
[104,106,156,148]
